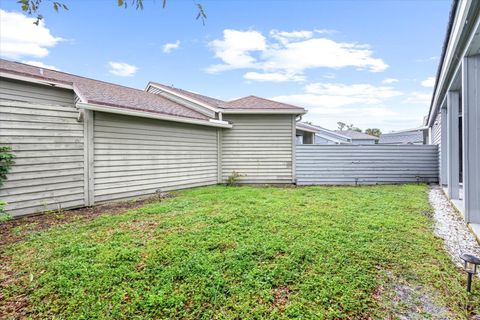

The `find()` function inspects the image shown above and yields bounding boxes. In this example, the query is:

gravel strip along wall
[429,186,480,276]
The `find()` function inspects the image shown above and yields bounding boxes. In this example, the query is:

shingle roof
[150,83,305,111]
[334,130,379,140]
[379,131,424,144]
[224,95,304,110]
[0,60,209,120]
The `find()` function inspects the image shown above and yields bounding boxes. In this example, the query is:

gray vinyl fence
[296,145,439,185]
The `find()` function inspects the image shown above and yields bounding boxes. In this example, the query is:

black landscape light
[460,254,480,293]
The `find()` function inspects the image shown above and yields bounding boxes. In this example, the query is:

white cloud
[270,82,409,131]
[421,76,435,87]
[404,92,432,105]
[243,71,305,82]
[303,82,402,105]
[206,29,388,80]
[382,78,398,84]
[207,29,267,73]
[22,60,59,71]
[108,61,138,77]
[270,29,314,45]
[162,40,180,53]
[0,10,62,59]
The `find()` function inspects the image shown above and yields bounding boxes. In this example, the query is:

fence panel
[296,145,439,185]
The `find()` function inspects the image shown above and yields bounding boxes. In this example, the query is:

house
[0,59,306,217]
[379,127,428,145]
[296,122,351,145]
[425,0,480,236]
[333,130,379,145]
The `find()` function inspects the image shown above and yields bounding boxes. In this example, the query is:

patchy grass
[1,185,478,319]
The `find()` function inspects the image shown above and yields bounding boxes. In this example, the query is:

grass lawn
[1,184,479,319]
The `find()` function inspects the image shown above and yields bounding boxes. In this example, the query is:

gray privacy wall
[296,145,439,185]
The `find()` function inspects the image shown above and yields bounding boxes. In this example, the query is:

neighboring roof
[379,130,425,144]
[296,122,351,144]
[334,130,379,140]
[149,82,305,111]
[296,122,321,133]
[0,59,210,121]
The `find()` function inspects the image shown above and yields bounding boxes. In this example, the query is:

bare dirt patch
[376,272,453,319]
[0,193,173,247]
[272,285,291,310]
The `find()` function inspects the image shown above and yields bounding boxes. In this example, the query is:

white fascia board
[0,71,73,90]
[76,102,233,128]
[221,108,306,115]
[296,126,318,133]
[428,0,478,126]
[146,83,221,113]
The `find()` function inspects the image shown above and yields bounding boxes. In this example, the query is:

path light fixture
[460,254,480,293]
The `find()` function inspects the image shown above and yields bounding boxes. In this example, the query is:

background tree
[18,0,206,25]
[365,128,382,137]
[337,122,346,131]
[346,124,362,132]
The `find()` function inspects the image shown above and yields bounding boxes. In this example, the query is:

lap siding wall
[0,79,86,217]
[93,112,219,203]
[221,114,295,184]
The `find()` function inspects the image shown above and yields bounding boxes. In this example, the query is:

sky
[0,0,452,132]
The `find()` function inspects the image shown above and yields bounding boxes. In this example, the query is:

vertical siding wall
[93,112,218,202]
[0,79,85,217]
[431,113,442,180]
[221,114,294,183]
[296,145,439,185]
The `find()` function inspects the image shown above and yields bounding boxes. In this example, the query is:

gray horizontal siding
[296,145,439,185]
[431,113,442,179]
[221,115,294,184]
[93,112,218,203]
[0,78,84,217]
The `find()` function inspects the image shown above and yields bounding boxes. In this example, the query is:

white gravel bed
[429,186,480,273]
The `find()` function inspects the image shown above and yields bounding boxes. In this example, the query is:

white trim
[296,125,318,133]
[76,102,233,128]
[0,71,73,90]
[221,108,306,115]
[146,83,221,113]
[428,0,479,126]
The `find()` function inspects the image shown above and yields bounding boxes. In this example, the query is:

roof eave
[427,0,480,127]
[221,108,306,115]
[76,102,233,128]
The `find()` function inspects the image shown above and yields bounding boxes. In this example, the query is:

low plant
[0,146,15,187]
[226,170,244,186]
[0,146,15,221]
[0,200,12,222]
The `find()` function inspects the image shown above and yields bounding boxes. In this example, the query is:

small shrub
[0,200,12,222]
[226,171,244,186]
[0,147,15,221]
[0,146,15,187]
